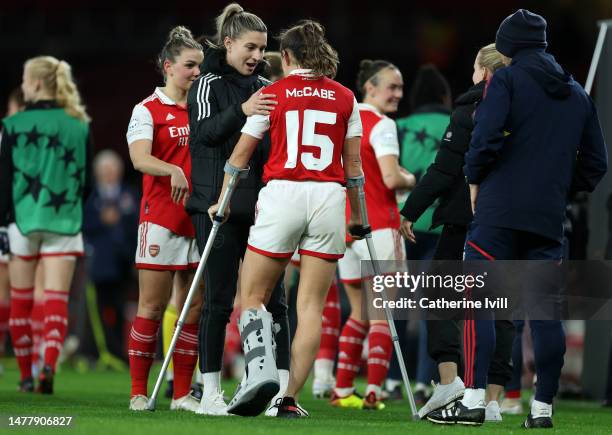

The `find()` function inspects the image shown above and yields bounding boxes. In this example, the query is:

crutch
[148,162,249,411]
[349,176,419,420]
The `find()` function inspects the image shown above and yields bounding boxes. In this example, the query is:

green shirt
[2,104,89,235]
[396,106,451,234]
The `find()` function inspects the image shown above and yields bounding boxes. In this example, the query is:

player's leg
[312,278,341,399]
[38,255,77,394]
[129,268,172,409]
[7,224,41,392]
[8,256,37,391]
[31,263,44,378]
[227,248,289,416]
[0,258,10,371]
[285,254,336,398]
[169,267,202,411]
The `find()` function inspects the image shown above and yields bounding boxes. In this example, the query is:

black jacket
[401,81,485,228]
[465,49,607,241]
[187,48,271,223]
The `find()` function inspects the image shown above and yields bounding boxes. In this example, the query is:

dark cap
[496,9,547,58]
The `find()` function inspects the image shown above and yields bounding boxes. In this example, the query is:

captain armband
[224,161,251,179]
[346,175,365,188]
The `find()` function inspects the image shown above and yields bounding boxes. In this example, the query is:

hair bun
[359,59,374,70]
[168,25,193,41]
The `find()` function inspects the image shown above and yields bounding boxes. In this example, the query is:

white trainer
[500,397,523,415]
[312,376,335,399]
[170,394,200,412]
[129,395,149,411]
[418,376,465,419]
[196,390,230,416]
[485,400,503,422]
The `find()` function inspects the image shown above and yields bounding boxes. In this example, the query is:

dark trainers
[18,377,35,393]
[37,365,54,394]
[164,380,174,399]
[427,401,485,426]
[523,413,553,429]
[276,397,301,419]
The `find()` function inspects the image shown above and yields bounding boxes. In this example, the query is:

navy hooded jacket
[464,48,607,241]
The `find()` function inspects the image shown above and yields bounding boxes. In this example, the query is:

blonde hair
[477,43,505,75]
[209,3,266,49]
[25,56,90,122]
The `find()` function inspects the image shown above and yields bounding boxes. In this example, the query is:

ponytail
[209,3,267,49]
[158,25,203,79]
[278,20,339,79]
[25,56,90,122]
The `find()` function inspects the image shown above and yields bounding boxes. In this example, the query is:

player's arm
[344,98,365,237]
[126,105,189,205]
[0,123,14,227]
[378,155,416,190]
[208,114,269,221]
[372,117,415,190]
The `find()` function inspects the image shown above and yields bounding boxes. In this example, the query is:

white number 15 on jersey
[285,109,336,171]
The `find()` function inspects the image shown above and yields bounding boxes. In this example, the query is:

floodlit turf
[1,359,612,434]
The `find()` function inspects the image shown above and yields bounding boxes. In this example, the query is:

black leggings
[192,213,290,373]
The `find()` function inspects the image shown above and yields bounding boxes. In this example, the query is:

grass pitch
[1,359,611,434]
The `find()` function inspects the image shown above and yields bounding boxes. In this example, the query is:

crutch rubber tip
[412,414,420,421]
[147,401,156,412]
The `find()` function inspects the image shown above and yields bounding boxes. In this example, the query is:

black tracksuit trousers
[192,213,290,373]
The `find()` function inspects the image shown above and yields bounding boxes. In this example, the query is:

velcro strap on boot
[244,346,266,365]
[240,318,263,342]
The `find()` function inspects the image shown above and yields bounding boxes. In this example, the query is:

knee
[137,300,166,321]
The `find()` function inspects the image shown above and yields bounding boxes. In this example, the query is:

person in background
[388,64,452,402]
[0,88,26,372]
[83,149,138,361]
[263,51,283,82]
[0,56,93,394]
[430,10,607,428]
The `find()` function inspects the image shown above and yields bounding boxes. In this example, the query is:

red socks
[172,322,198,399]
[128,316,160,397]
[335,317,367,389]
[9,287,34,380]
[42,290,69,371]
[367,323,392,388]
[31,301,45,368]
[316,281,341,361]
[0,299,9,353]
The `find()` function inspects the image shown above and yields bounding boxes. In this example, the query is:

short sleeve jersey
[241,69,362,184]
[126,88,194,237]
[347,103,401,231]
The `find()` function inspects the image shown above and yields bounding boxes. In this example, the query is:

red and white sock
[316,280,341,362]
[42,290,69,371]
[0,299,10,354]
[9,287,34,380]
[366,323,392,398]
[128,316,160,397]
[223,304,241,369]
[172,322,198,399]
[334,317,367,395]
[31,301,45,368]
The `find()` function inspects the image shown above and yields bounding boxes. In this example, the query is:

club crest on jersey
[286,87,336,100]
[148,244,160,257]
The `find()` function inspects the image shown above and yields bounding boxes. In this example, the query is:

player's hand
[170,166,190,206]
[242,92,277,116]
[469,184,479,215]
[347,218,368,240]
[208,203,230,223]
[0,227,9,256]
[400,218,416,244]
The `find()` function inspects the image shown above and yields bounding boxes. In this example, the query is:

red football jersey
[241,70,362,184]
[126,88,195,237]
[345,104,401,232]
